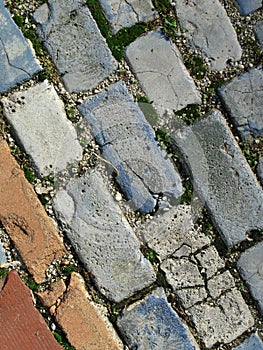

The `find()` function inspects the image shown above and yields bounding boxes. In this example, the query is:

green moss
[0,268,8,278]
[145,248,159,263]
[54,332,75,350]
[180,180,193,204]
[183,55,207,80]
[175,104,202,125]
[152,0,171,15]
[23,163,36,184]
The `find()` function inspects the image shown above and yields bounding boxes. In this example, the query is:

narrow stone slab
[237,242,263,316]
[233,333,263,350]
[79,81,183,213]
[53,171,155,302]
[234,0,262,15]
[171,0,242,71]
[33,0,117,92]
[2,81,82,177]
[254,21,263,46]
[55,273,122,350]
[99,0,158,34]
[0,0,41,93]
[172,110,263,247]
[125,30,201,114]
[0,271,63,350]
[117,288,199,349]
[257,157,263,185]
[0,140,66,283]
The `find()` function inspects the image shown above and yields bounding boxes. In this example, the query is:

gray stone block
[176,288,207,309]
[125,30,201,115]
[233,333,263,350]
[254,21,263,46]
[0,0,41,93]
[98,0,158,34]
[218,67,263,140]
[79,81,183,213]
[237,242,263,316]
[117,288,199,349]
[2,81,82,177]
[171,0,242,71]
[195,246,225,279]
[0,240,7,265]
[257,157,263,185]
[53,171,156,302]
[207,271,235,299]
[33,0,117,93]
[234,0,262,15]
[172,110,263,247]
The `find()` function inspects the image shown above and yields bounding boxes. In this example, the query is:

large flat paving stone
[33,0,117,93]
[125,30,201,114]
[99,0,157,34]
[237,242,263,316]
[218,67,263,140]
[117,288,199,349]
[79,81,183,213]
[233,333,263,350]
[172,110,263,247]
[2,81,82,177]
[171,0,242,71]
[234,0,262,15]
[0,0,41,93]
[53,171,155,302]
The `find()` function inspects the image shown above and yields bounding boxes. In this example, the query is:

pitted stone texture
[218,67,263,140]
[237,242,263,316]
[176,288,207,309]
[257,157,263,185]
[33,0,117,93]
[79,81,183,213]
[2,81,82,177]
[207,271,235,299]
[99,0,157,34]
[0,0,41,93]
[140,204,210,259]
[0,240,7,265]
[233,333,263,350]
[171,0,242,71]
[0,140,66,283]
[117,288,199,350]
[195,246,225,279]
[55,273,122,350]
[125,30,201,114]
[234,0,262,15]
[53,171,155,302]
[254,21,263,46]
[189,289,254,348]
[172,110,263,247]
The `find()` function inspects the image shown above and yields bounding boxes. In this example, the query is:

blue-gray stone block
[233,333,263,350]
[254,21,263,47]
[0,0,41,93]
[0,240,7,265]
[79,81,183,213]
[257,157,263,185]
[117,288,199,349]
[234,0,262,15]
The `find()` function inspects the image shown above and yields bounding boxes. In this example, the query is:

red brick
[0,140,66,283]
[55,272,122,350]
[0,270,63,350]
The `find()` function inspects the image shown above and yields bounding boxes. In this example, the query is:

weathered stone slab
[33,0,117,93]
[254,21,263,46]
[172,110,263,247]
[53,171,155,302]
[257,157,263,185]
[0,0,41,93]
[171,0,242,71]
[79,81,183,213]
[195,246,224,279]
[189,289,254,348]
[99,0,158,34]
[207,271,235,299]
[117,288,199,349]
[218,67,263,140]
[0,240,7,265]
[234,0,262,15]
[125,30,201,114]
[2,81,82,177]
[237,242,263,316]
[233,333,263,350]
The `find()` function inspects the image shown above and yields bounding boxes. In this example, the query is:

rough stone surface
[218,67,263,140]
[254,21,263,46]
[257,157,263,185]
[2,81,82,177]
[189,289,254,348]
[79,81,183,213]
[33,0,117,92]
[0,140,66,283]
[53,171,155,302]
[172,110,263,247]
[125,30,201,114]
[237,242,263,316]
[233,333,263,350]
[207,271,235,299]
[195,246,225,279]
[117,288,199,350]
[171,0,242,71]
[0,0,41,93]
[140,205,210,259]
[234,0,262,15]
[0,240,7,265]
[0,271,63,350]
[176,288,207,309]
[37,279,67,308]
[99,0,158,34]
[55,273,122,350]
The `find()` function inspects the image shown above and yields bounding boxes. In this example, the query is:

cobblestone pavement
[0,0,263,349]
